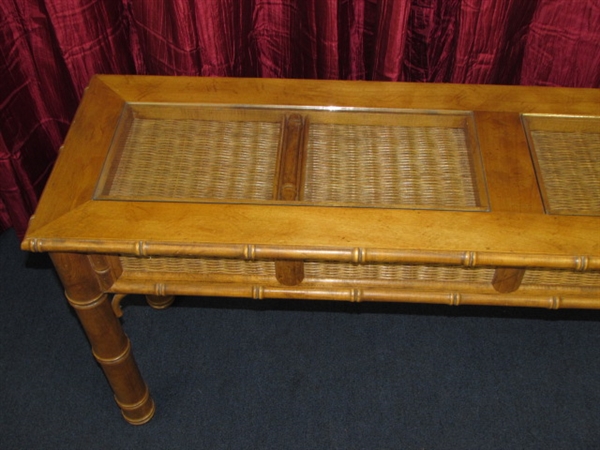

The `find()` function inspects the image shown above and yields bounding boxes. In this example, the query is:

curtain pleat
[520,0,600,87]
[45,0,137,95]
[402,0,461,82]
[130,2,202,75]
[1,0,599,237]
[371,0,411,80]
[252,0,299,78]
[0,0,78,236]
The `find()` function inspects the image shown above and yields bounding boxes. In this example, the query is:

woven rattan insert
[97,104,487,211]
[119,256,599,289]
[523,114,600,216]
[98,110,280,202]
[303,123,480,209]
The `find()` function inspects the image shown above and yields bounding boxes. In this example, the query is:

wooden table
[22,75,600,424]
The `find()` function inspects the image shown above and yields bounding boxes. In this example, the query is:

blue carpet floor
[1,227,600,449]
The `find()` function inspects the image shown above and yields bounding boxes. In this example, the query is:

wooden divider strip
[274,114,309,286]
[475,111,545,293]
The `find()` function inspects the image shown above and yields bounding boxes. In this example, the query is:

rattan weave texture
[106,118,280,201]
[120,256,275,276]
[522,268,599,287]
[530,130,600,215]
[103,112,485,211]
[119,256,599,288]
[304,123,479,209]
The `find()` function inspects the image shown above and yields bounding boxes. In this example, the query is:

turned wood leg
[50,253,155,425]
[146,294,175,310]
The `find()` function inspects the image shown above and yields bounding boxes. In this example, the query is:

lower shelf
[112,255,600,310]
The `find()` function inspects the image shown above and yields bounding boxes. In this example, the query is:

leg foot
[146,294,175,310]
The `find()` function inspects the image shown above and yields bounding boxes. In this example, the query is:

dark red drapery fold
[1,0,599,238]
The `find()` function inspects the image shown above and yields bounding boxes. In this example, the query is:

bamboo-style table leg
[50,253,155,425]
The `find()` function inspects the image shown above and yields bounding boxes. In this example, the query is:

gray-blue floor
[1,227,599,449]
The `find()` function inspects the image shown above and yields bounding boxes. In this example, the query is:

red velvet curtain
[1,0,599,238]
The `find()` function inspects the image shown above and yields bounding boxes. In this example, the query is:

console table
[22,75,599,424]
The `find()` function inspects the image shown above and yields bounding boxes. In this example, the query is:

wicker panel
[523,268,600,287]
[120,256,276,277]
[120,256,599,290]
[120,257,494,284]
[529,130,600,215]
[305,261,494,283]
[304,123,480,209]
[104,118,280,201]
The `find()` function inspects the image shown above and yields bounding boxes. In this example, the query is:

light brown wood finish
[273,113,308,285]
[50,253,155,424]
[146,295,176,310]
[22,76,600,423]
[475,111,545,293]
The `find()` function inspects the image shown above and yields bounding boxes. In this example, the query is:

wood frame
[22,75,600,424]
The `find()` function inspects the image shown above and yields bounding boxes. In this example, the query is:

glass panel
[523,114,600,216]
[96,103,489,212]
[95,104,281,202]
[303,110,487,211]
